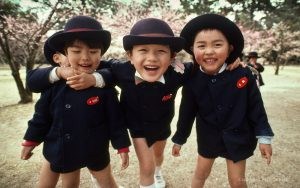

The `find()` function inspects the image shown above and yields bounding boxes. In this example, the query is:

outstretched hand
[119,152,129,170]
[21,146,35,160]
[172,144,181,157]
[259,143,272,165]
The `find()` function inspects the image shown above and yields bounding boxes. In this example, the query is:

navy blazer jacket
[26,59,193,146]
[172,66,274,162]
[108,60,192,146]
[24,81,131,172]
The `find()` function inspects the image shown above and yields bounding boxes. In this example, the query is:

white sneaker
[90,174,101,188]
[154,173,166,188]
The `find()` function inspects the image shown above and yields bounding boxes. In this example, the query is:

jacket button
[64,133,71,140]
[65,104,71,109]
[217,105,222,110]
[211,79,217,83]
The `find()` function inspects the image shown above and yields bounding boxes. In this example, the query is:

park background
[0,0,300,187]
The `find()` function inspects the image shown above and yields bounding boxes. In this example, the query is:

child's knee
[228,177,247,188]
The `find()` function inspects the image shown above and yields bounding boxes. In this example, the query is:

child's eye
[138,49,147,52]
[157,49,167,53]
[197,45,205,49]
[90,50,99,54]
[215,43,223,47]
[71,50,80,53]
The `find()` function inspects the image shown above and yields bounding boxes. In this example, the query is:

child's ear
[52,54,61,65]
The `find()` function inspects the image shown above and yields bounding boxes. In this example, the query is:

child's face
[53,53,70,67]
[192,29,232,75]
[128,44,173,82]
[66,40,101,74]
[249,57,257,64]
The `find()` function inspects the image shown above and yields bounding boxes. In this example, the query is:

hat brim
[180,14,244,64]
[48,30,111,55]
[123,35,185,52]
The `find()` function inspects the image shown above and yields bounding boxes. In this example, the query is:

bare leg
[90,164,118,188]
[133,138,156,187]
[60,169,80,188]
[226,159,247,188]
[152,140,167,167]
[191,155,215,188]
[37,159,59,188]
[152,140,167,187]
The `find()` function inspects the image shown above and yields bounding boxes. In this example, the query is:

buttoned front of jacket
[111,61,192,146]
[173,66,274,162]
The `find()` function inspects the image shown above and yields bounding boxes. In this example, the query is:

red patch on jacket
[87,96,100,105]
[162,94,172,101]
[236,77,248,88]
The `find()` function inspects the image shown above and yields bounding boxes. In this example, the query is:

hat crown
[64,15,103,32]
[180,13,244,64]
[248,51,258,57]
[130,18,174,36]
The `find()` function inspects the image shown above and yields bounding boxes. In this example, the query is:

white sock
[155,166,162,175]
[140,183,156,188]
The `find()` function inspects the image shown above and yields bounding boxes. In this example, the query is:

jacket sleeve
[172,83,197,145]
[26,67,54,93]
[105,88,131,149]
[23,90,52,142]
[246,70,274,136]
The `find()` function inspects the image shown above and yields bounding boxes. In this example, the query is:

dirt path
[0,66,299,188]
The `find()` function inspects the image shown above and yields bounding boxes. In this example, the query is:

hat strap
[66,28,100,32]
[137,33,173,37]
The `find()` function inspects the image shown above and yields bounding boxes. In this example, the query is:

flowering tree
[0,1,69,103]
[241,23,300,75]
[98,1,189,60]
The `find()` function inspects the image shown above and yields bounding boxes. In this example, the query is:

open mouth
[144,65,159,71]
[204,58,217,64]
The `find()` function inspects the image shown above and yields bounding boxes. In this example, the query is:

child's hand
[66,73,96,90]
[227,58,242,71]
[259,143,272,165]
[172,144,181,157]
[56,67,74,79]
[21,146,35,160]
[171,59,185,74]
[119,152,129,170]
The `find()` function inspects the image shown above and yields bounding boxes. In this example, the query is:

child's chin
[143,76,160,83]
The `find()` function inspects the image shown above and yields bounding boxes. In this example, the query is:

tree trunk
[11,68,33,103]
[275,60,280,75]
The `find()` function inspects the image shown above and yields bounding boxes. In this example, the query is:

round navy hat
[123,18,185,52]
[180,13,244,64]
[44,31,63,66]
[48,15,111,55]
[247,51,260,58]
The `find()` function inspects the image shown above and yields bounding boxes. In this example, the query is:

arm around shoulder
[26,67,55,92]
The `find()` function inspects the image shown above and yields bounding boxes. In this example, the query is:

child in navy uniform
[171,14,274,188]
[21,16,130,188]
[25,18,242,188]
[21,31,70,187]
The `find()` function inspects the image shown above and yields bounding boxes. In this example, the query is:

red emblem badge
[236,77,248,88]
[87,96,100,105]
[162,94,172,101]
